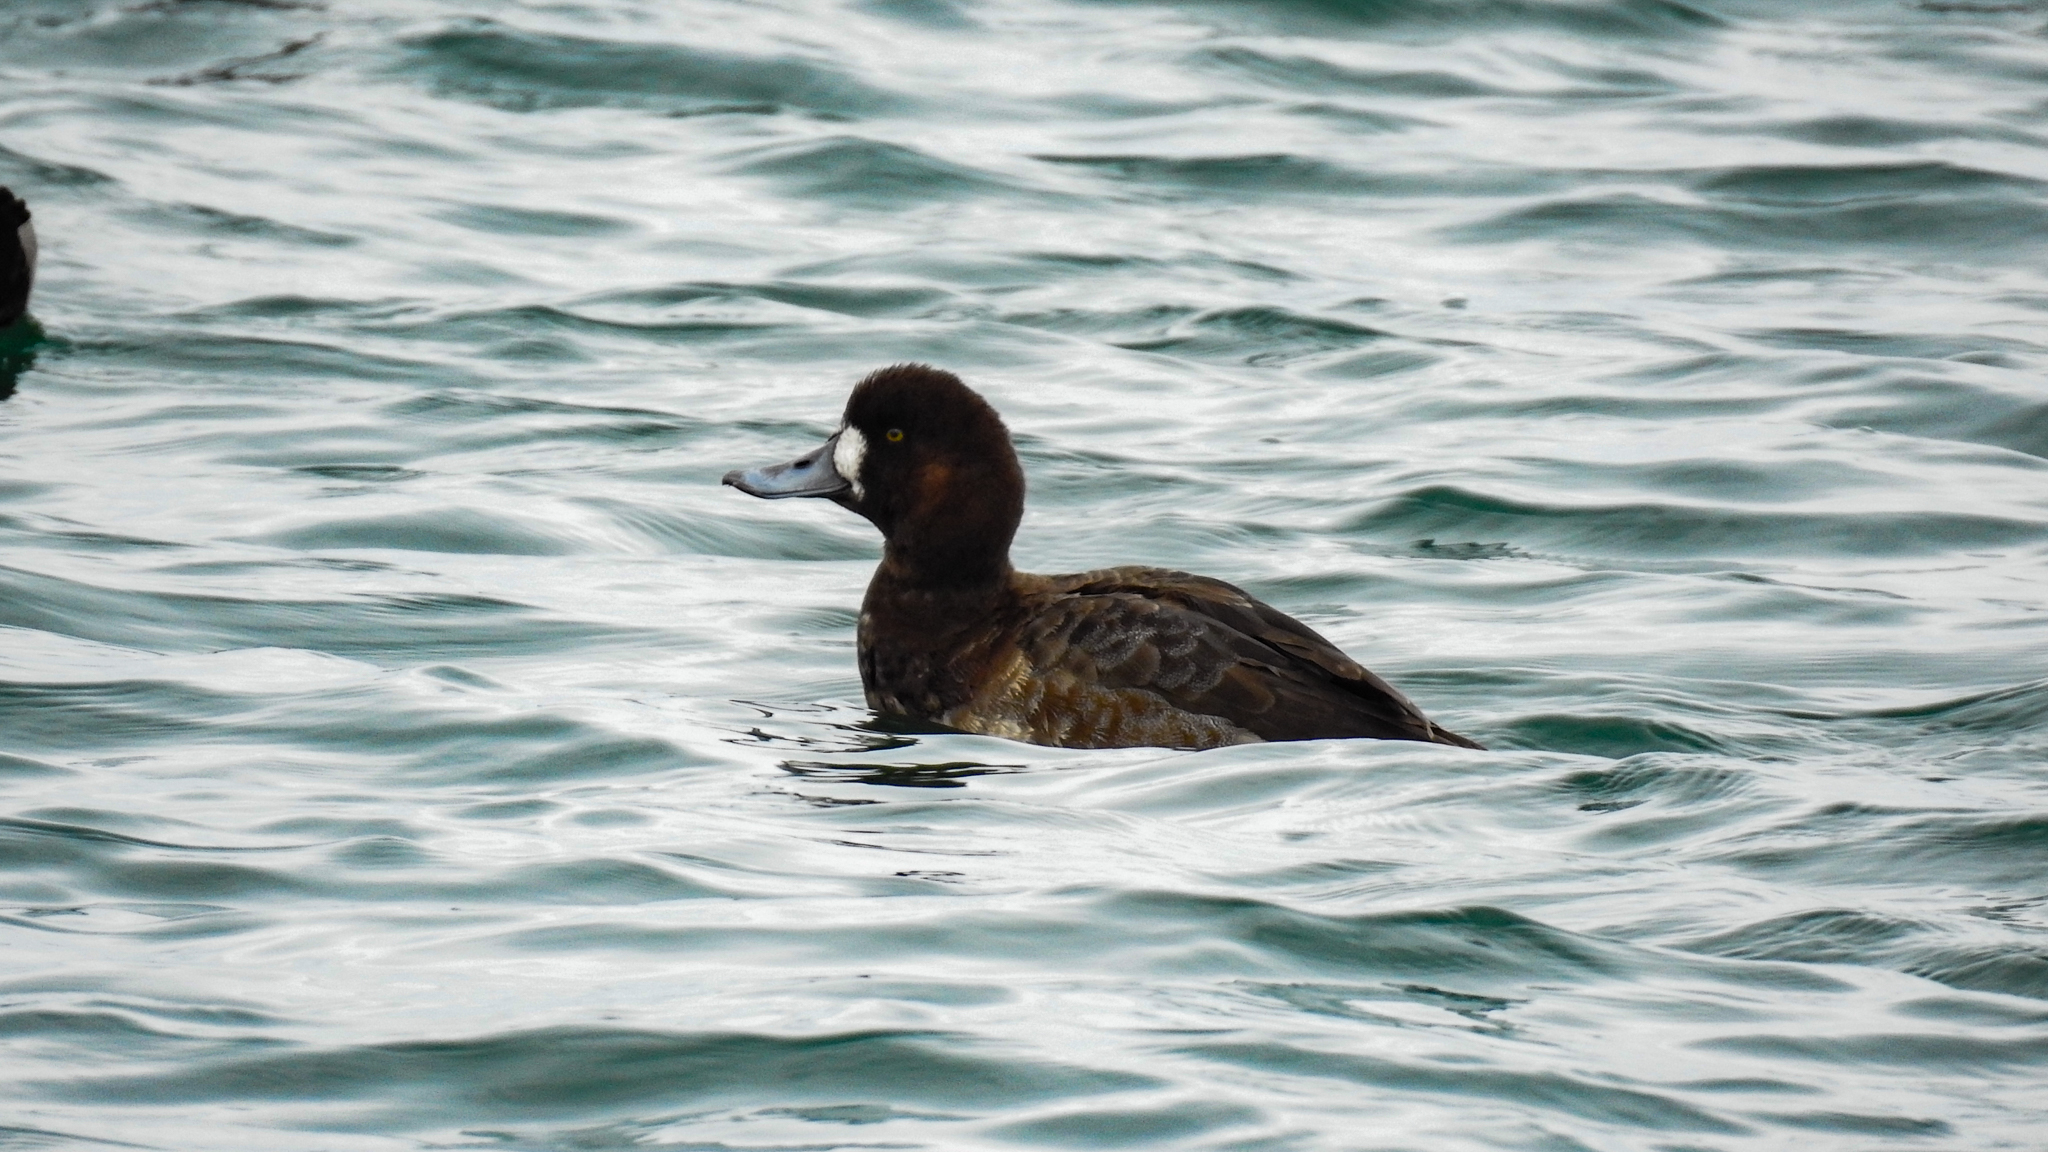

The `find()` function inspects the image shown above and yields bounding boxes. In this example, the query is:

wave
[1503,712,1729,756]
[1716,807,2048,890]
[1692,160,2045,204]
[0,142,116,189]
[586,279,952,319]
[1697,1028,2048,1070]
[1192,45,1508,98]
[74,331,453,386]
[1112,305,1395,364]
[0,564,641,661]
[248,509,581,556]
[1747,114,2045,149]
[368,303,794,348]
[1452,164,2048,253]
[1681,908,2048,1001]
[729,136,1051,206]
[430,202,635,238]
[1343,484,2046,558]
[1083,0,1722,38]
[397,19,911,117]
[506,889,1846,993]
[1784,679,2048,740]
[1034,150,1392,196]
[39,1025,1159,1121]
[1182,1039,1742,1133]
[132,202,355,248]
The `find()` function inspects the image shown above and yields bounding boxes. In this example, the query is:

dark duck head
[0,187,33,330]
[725,364,1024,590]
[723,364,1483,752]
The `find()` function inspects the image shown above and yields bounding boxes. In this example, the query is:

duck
[1,187,33,329]
[722,364,1482,751]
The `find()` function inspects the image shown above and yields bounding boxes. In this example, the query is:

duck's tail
[1428,723,1486,750]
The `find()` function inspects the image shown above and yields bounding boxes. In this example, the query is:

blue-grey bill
[722,432,849,499]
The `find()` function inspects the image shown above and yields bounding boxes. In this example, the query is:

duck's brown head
[723,364,1025,588]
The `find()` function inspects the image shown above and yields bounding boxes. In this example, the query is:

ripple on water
[0,565,646,662]
[396,19,914,117]
[1126,0,1725,38]
[1681,908,2048,1002]
[39,1025,1160,1122]
[1451,173,2048,254]
[1343,484,2047,559]
[730,136,1052,207]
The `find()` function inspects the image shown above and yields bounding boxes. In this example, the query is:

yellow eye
[885,428,905,442]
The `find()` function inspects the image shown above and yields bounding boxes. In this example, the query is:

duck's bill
[722,432,850,499]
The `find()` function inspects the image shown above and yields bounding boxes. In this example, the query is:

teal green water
[3,0,2047,1148]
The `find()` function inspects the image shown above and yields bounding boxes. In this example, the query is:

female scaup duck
[723,364,1483,751]
[0,187,32,329]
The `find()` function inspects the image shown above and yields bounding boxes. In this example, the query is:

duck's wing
[1024,566,1481,748]
[1,187,31,328]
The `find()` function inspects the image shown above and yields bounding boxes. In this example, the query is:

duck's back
[941,566,1481,750]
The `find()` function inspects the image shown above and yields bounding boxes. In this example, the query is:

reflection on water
[782,758,1029,789]
[0,319,36,401]
[1,0,2046,1148]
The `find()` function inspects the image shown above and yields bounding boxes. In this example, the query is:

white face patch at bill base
[18,222,34,280]
[834,425,867,501]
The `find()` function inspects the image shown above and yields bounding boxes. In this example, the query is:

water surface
[2,0,2046,1148]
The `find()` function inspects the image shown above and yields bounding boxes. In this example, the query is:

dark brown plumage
[0,187,33,330]
[723,364,1482,751]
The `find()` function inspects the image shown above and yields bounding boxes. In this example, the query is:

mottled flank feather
[1032,567,1477,747]
[887,567,1481,750]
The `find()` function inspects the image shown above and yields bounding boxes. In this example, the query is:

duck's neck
[871,471,1021,596]
[857,548,1018,721]
[861,526,1018,642]
[874,541,1014,598]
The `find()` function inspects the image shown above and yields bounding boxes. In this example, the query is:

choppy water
[3,0,2047,1147]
